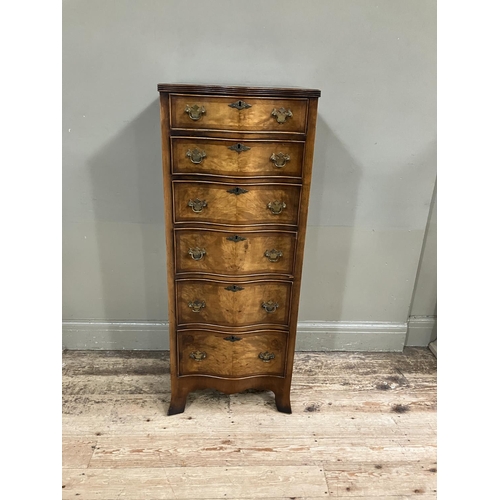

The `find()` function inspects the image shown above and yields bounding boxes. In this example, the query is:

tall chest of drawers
[157,84,320,415]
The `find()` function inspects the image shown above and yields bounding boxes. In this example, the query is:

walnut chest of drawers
[157,83,320,415]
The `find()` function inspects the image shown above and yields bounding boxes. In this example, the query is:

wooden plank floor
[62,348,437,499]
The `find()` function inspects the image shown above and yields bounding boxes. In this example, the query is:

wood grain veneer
[171,137,305,178]
[170,95,308,133]
[172,181,301,226]
[174,228,296,277]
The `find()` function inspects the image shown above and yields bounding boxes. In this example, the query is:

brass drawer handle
[270,152,290,169]
[186,148,206,164]
[259,351,275,362]
[267,200,286,215]
[223,335,242,342]
[271,107,293,124]
[264,249,283,263]
[188,300,206,313]
[185,104,205,121]
[228,143,251,153]
[188,247,206,261]
[228,100,252,110]
[189,350,207,362]
[262,301,279,313]
[188,198,207,213]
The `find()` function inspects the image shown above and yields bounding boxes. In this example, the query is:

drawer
[175,229,296,276]
[178,330,287,377]
[171,138,304,178]
[170,95,308,133]
[176,279,292,328]
[173,181,301,226]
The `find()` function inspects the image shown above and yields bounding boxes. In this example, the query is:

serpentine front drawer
[170,94,308,133]
[178,330,287,378]
[172,181,301,226]
[171,137,305,178]
[174,228,296,277]
[176,279,292,328]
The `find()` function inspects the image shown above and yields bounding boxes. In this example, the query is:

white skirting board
[62,320,411,352]
[428,340,437,357]
[405,316,437,347]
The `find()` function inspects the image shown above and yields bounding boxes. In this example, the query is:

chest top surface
[157,83,321,98]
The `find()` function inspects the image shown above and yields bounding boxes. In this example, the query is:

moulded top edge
[157,83,321,98]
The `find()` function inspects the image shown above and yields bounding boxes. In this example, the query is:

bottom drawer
[178,330,287,378]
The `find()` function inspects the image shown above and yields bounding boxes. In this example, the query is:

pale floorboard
[62,348,437,499]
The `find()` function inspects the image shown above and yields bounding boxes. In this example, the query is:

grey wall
[410,183,437,317]
[63,0,436,349]
[406,182,437,346]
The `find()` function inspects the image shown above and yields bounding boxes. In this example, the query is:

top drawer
[170,95,308,133]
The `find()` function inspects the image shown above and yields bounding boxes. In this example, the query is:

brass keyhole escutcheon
[223,335,242,342]
[227,186,248,195]
[227,235,247,243]
[228,143,251,153]
[228,100,252,110]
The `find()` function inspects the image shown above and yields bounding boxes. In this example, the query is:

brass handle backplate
[188,300,206,313]
[264,249,283,263]
[262,301,279,313]
[185,104,206,121]
[186,148,206,164]
[270,152,290,168]
[188,247,206,261]
[271,107,293,124]
[259,351,275,362]
[267,200,286,215]
[189,350,207,362]
[188,198,207,213]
